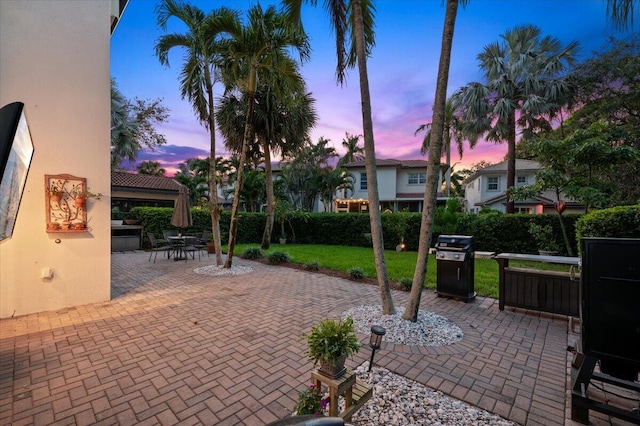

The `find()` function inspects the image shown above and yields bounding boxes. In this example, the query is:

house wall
[0,1,112,318]
[396,169,427,194]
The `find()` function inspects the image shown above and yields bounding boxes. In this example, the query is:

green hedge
[133,206,592,255]
[575,205,640,240]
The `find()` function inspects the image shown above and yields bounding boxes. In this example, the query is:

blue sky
[111,0,626,175]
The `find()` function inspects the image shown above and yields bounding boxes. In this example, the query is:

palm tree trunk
[261,138,275,249]
[225,90,256,268]
[204,65,224,266]
[506,111,516,214]
[404,0,459,322]
[353,0,394,315]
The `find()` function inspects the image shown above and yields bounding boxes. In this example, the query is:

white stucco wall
[0,1,112,318]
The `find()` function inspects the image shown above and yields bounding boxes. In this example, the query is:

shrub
[267,251,290,264]
[293,384,327,415]
[348,267,365,280]
[576,205,640,240]
[241,247,263,259]
[304,260,320,271]
[399,276,412,290]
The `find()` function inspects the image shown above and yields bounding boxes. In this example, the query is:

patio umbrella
[171,184,192,231]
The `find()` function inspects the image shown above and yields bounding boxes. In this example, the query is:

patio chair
[196,230,211,256]
[162,229,178,240]
[182,236,200,262]
[148,233,171,263]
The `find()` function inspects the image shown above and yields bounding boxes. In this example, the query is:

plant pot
[123,219,138,225]
[50,194,62,203]
[279,238,287,245]
[74,197,86,208]
[206,242,215,254]
[318,354,347,379]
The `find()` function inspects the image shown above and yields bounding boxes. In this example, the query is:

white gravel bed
[342,305,463,347]
[347,363,515,426]
[193,264,253,276]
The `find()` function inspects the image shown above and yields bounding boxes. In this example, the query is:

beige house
[463,159,583,214]
[0,1,126,318]
[340,159,447,212]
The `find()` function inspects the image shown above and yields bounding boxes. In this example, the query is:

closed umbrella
[171,184,192,230]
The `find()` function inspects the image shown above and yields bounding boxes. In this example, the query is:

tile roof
[343,159,428,168]
[111,171,182,192]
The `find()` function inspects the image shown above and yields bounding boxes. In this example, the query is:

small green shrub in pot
[303,317,360,378]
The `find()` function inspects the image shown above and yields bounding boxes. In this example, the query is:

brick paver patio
[0,250,611,425]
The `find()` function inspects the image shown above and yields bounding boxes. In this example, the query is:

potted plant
[303,317,360,379]
[71,187,102,208]
[529,222,560,256]
[123,212,138,225]
[49,183,63,203]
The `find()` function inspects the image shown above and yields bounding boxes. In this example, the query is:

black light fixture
[368,325,386,372]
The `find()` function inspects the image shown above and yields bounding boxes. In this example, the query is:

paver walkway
[1,251,576,425]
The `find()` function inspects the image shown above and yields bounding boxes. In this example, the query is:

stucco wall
[0,1,112,318]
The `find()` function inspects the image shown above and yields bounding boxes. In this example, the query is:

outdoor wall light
[368,325,386,372]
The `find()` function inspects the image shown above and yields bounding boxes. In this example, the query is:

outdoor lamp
[368,325,386,372]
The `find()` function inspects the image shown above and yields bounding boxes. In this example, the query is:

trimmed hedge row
[132,205,639,254]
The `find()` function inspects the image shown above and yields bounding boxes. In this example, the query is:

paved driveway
[1,251,574,425]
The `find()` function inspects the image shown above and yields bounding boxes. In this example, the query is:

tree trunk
[205,65,223,266]
[353,0,394,315]
[505,111,516,214]
[261,138,275,249]
[224,86,256,269]
[404,0,459,322]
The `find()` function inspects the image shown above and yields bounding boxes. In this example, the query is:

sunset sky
[110,0,627,175]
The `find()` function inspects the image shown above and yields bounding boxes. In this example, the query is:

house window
[408,173,426,185]
[516,176,527,186]
[487,177,499,191]
[516,207,533,214]
[360,172,367,190]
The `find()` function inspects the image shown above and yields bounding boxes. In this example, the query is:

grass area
[233,243,505,298]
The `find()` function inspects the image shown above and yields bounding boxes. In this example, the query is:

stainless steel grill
[435,235,475,302]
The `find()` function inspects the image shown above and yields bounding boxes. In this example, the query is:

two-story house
[463,159,583,214]
[338,159,446,212]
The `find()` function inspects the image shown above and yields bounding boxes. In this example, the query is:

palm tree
[338,132,364,166]
[607,0,639,29]
[317,167,354,211]
[453,24,579,213]
[217,72,316,249]
[219,4,310,268]
[155,1,241,266]
[403,0,467,322]
[136,160,166,176]
[414,97,467,197]
[284,0,395,315]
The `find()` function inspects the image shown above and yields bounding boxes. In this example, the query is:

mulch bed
[249,257,408,292]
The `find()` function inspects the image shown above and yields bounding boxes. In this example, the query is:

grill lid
[435,235,473,251]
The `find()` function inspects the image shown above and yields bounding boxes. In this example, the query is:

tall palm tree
[317,167,354,211]
[219,4,309,268]
[217,70,316,249]
[284,0,395,314]
[453,24,579,213]
[155,1,241,266]
[415,97,467,197]
[338,132,364,166]
[403,0,467,322]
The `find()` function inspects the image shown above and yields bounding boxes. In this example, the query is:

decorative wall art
[45,174,101,233]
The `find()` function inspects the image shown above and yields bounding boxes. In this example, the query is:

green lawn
[231,243,577,299]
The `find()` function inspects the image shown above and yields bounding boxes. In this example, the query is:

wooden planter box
[495,253,580,317]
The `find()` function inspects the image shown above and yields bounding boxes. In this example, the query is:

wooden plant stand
[311,369,373,421]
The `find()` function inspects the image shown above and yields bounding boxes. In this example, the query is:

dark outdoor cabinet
[580,237,640,380]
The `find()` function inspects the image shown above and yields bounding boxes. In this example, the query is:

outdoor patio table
[167,236,187,261]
